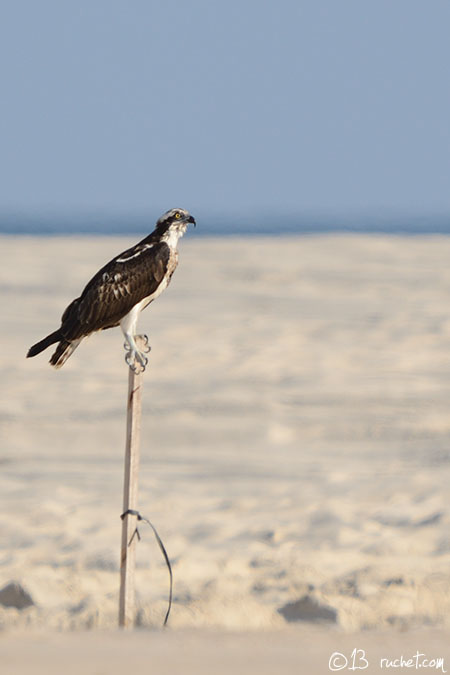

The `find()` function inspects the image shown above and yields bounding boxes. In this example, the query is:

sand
[2,628,450,675]
[0,234,449,667]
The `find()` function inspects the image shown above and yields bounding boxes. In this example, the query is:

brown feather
[59,241,172,340]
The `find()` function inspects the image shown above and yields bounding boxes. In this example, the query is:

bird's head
[155,208,196,240]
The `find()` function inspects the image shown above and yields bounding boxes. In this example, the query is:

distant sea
[1,213,450,236]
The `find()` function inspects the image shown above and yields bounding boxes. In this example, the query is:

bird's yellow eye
[175,212,181,219]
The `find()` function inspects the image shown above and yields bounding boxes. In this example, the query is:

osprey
[27,208,195,372]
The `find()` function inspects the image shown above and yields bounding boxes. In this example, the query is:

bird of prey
[27,208,196,372]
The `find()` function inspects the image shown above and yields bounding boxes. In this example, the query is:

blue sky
[1,1,450,222]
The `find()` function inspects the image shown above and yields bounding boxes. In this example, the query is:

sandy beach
[2,627,450,675]
[1,234,450,669]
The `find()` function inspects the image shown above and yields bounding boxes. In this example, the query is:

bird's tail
[49,338,82,369]
[27,330,62,358]
[27,331,82,369]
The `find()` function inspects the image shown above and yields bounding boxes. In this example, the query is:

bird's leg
[123,332,149,373]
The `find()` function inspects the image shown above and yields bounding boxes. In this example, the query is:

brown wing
[59,242,171,340]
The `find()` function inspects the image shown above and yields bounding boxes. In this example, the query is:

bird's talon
[137,353,148,368]
[137,334,151,352]
[132,360,146,374]
[125,348,148,373]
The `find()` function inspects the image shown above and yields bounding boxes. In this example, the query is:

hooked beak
[186,214,196,227]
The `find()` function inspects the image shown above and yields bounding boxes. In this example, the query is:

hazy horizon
[2,209,450,236]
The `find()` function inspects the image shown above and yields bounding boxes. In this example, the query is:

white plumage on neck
[160,223,187,249]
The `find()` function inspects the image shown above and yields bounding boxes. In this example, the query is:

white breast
[119,248,177,336]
